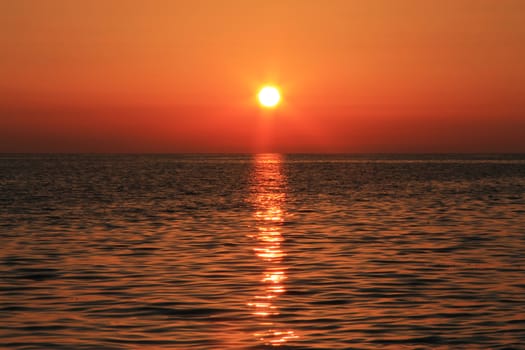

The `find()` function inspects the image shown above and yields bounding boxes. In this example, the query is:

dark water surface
[1,154,524,349]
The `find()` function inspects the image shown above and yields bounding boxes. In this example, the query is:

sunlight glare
[258,86,281,108]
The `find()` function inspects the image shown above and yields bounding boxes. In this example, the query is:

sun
[258,86,281,108]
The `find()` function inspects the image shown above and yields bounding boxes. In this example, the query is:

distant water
[1,154,524,349]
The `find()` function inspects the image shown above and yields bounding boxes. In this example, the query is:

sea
[1,154,524,349]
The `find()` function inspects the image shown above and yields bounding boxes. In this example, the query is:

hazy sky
[1,0,524,152]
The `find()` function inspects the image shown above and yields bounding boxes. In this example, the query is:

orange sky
[1,0,524,153]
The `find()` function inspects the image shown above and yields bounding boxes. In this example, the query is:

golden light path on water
[248,154,298,346]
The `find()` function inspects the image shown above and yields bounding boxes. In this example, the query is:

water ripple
[1,154,524,349]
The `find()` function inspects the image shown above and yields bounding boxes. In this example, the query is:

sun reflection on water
[247,154,298,346]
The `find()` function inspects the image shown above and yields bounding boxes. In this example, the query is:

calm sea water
[1,154,524,349]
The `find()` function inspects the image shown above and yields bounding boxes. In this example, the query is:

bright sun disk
[258,86,281,108]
